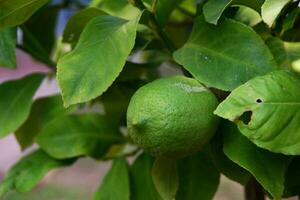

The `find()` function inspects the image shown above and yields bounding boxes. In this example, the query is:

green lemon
[127,76,220,158]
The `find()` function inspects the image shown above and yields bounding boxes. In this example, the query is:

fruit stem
[245,177,265,200]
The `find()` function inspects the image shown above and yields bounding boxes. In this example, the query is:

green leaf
[176,148,220,200]
[266,37,300,71]
[261,0,291,27]
[93,157,130,200]
[0,74,44,138]
[37,114,124,159]
[57,15,140,107]
[174,17,276,91]
[210,126,251,185]
[130,153,162,200]
[284,157,300,197]
[0,150,74,197]
[282,7,300,33]
[153,0,184,27]
[15,95,73,150]
[63,7,104,45]
[202,0,264,25]
[233,6,262,27]
[96,0,141,20]
[22,4,59,66]
[222,123,291,200]
[0,0,49,29]
[152,158,178,200]
[0,28,16,68]
[202,0,231,25]
[215,70,300,155]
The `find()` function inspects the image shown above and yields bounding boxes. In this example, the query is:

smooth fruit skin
[127,76,220,158]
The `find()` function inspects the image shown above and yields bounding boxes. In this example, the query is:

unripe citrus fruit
[127,76,219,158]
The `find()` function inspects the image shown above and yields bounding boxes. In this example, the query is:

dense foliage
[0,0,300,199]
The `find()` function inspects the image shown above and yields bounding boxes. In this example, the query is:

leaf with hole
[215,70,300,155]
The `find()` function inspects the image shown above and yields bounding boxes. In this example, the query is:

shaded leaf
[0,28,16,68]
[0,74,44,138]
[0,0,49,29]
[15,95,73,150]
[93,157,130,200]
[174,17,275,91]
[282,7,300,33]
[210,125,251,185]
[37,114,124,159]
[223,123,291,200]
[176,148,220,200]
[57,15,140,107]
[152,158,178,200]
[284,157,300,197]
[153,0,184,27]
[261,0,291,27]
[202,0,264,25]
[215,70,300,155]
[22,4,59,66]
[233,6,262,26]
[130,153,162,200]
[0,150,74,197]
[266,37,300,71]
[63,7,104,45]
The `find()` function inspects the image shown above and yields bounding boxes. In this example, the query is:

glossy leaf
[93,157,130,200]
[57,15,140,107]
[15,95,72,150]
[261,0,291,27]
[152,158,178,200]
[174,17,276,91]
[203,0,264,25]
[63,7,104,45]
[176,148,220,200]
[0,150,74,197]
[223,123,291,200]
[37,114,123,159]
[266,37,300,71]
[130,153,162,200]
[215,70,300,155]
[0,0,49,29]
[0,28,16,68]
[0,74,44,138]
[97,0,140,20]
